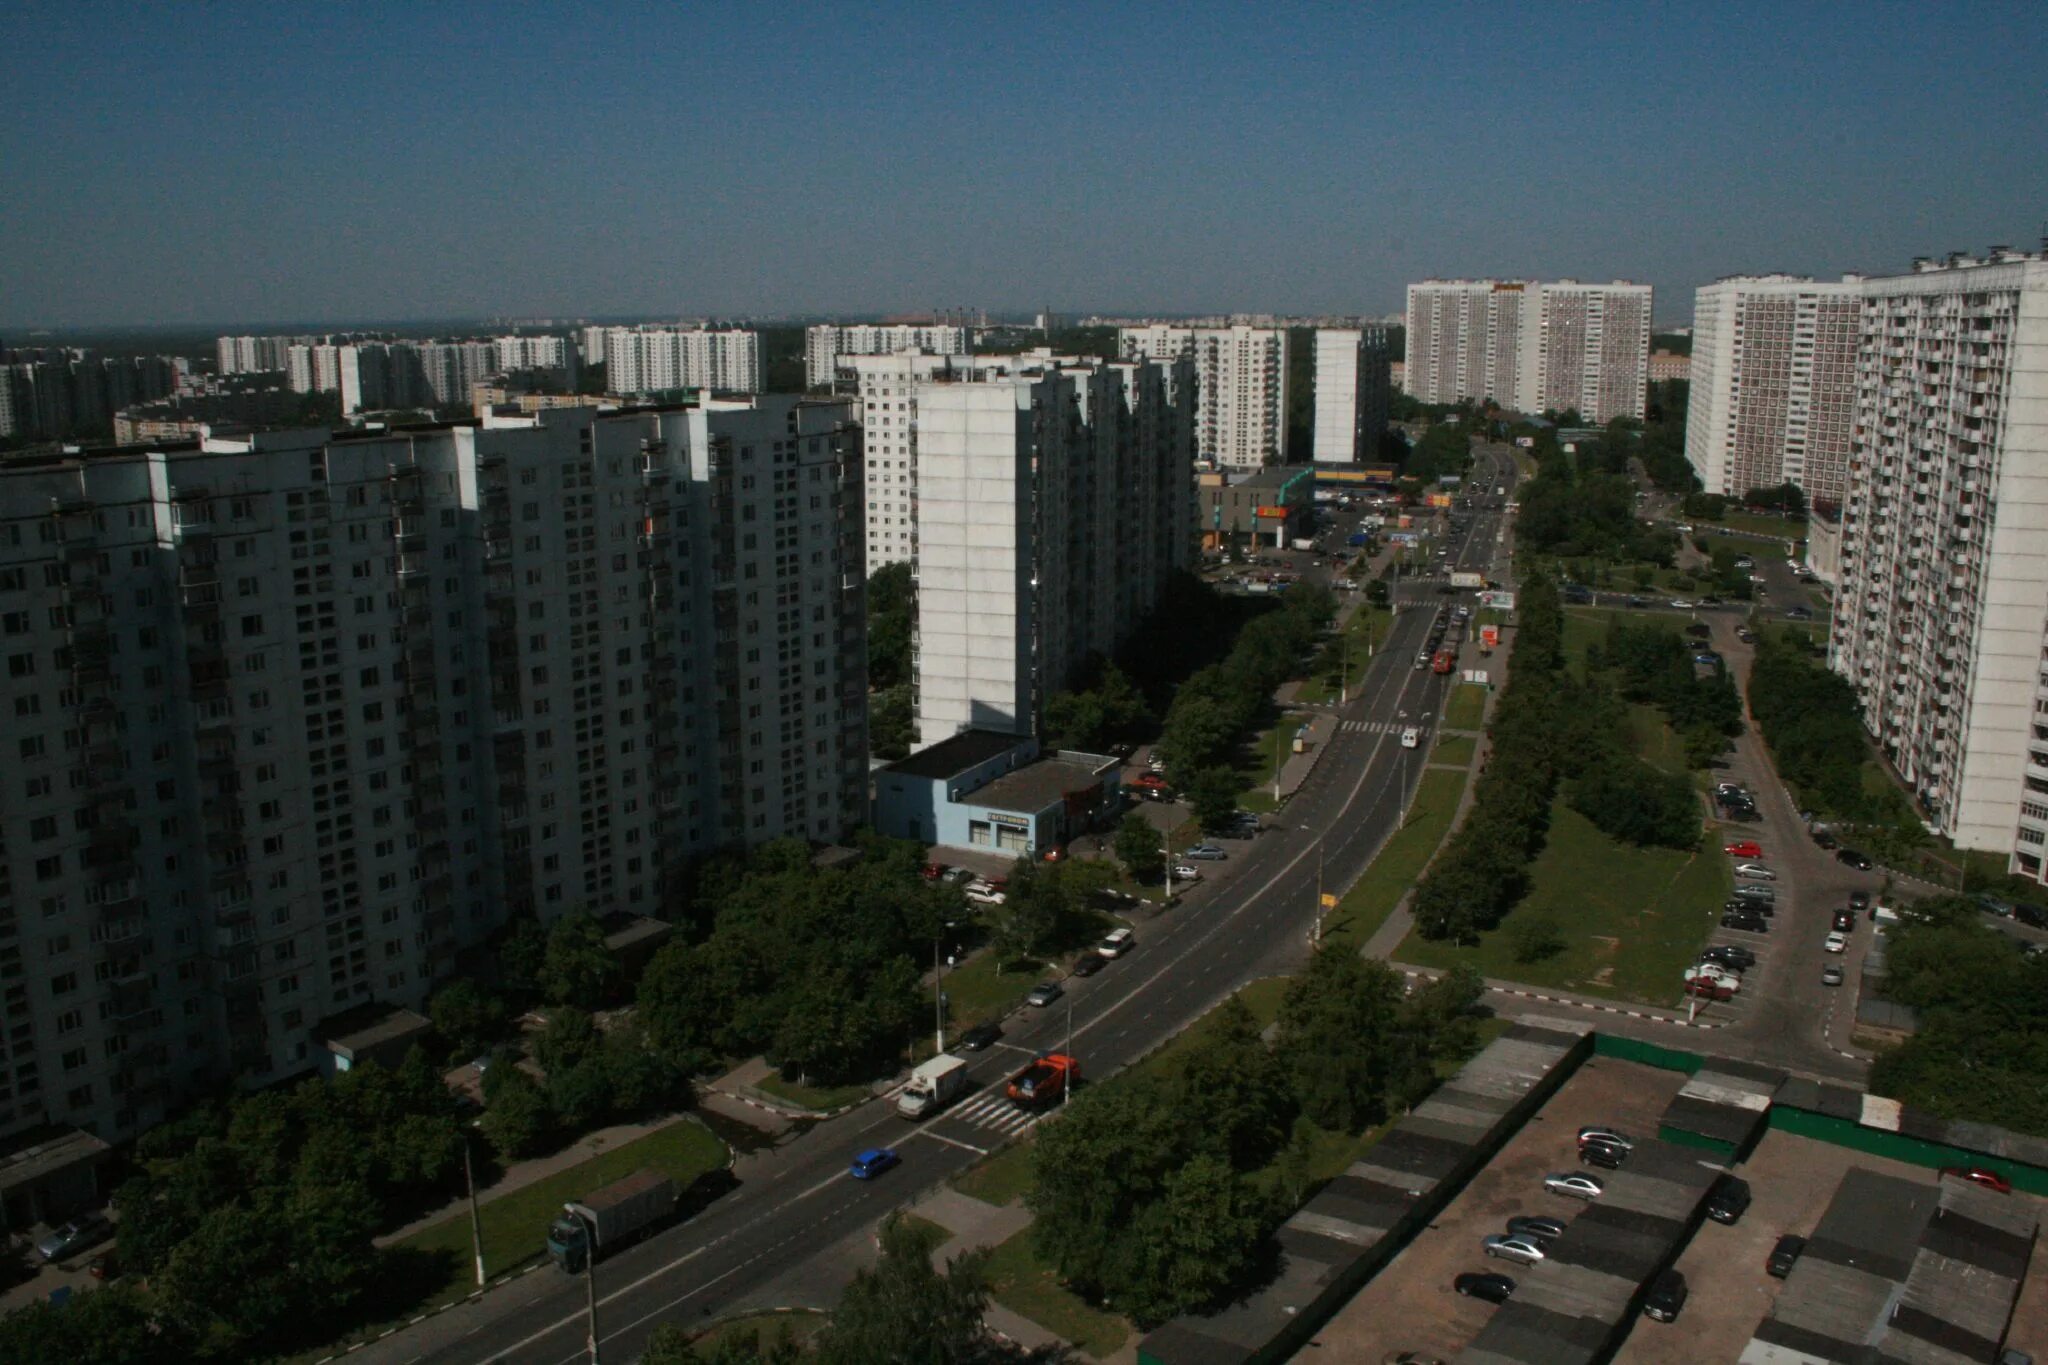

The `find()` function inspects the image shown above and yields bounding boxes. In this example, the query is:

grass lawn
[1297,606,1394,705]
[692,1311,826,1358]
[984,1227,1129,1359]
[942,949,1044,1028]
[1319,767,1468,952]
[1701,510,1806,542]
[755,1073,873,1111]
[1395,801,1728,1007]
[1432,734,1476,767]
[1441,683,1487,731]
[1238,710,1311,812]
[1628,704,1688,775]
[391,1118,728,1317]
[951,1138,1039,1207]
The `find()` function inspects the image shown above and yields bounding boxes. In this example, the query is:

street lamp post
[464,1126,486,1288]
[568,1204,601,1365]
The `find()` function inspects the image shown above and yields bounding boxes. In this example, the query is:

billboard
[1255,505,1290,519]
[1478,590,1517,611]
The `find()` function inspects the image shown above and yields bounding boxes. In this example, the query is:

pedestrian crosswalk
[1340,719,1430,736]
[939,1090,1047,1138]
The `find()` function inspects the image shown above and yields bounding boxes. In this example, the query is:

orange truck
[1006,1053,1080,1108]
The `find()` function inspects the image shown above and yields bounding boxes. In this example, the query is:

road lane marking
[910,1129,989,1156]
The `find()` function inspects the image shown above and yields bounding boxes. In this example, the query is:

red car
[1724,841,1763,858]
[1942,1166,2012,1194]
[1130,772,1169,792]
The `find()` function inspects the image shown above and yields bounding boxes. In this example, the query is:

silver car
[1482,1234,1547,1266]
[36,1213,111,1262]
[1733,863,1776,881]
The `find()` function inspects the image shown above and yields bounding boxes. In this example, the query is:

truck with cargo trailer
[547,1168,679,1273]
[1006,1053,1079,1109]
[897,1054,971,1119]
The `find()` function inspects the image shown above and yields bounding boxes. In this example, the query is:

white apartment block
[1828,249,2048,876]
[1312,327,1392,464]
[1686,275,1861,505]
[1403,281,1537,410]
[804,325,969,389]
[216,335,305,375]
[836,351,998,571]
[579,326,608,368]
[0,396,866,1142]
[1403,279,1651,421]
[603,328,760,396]
[914,355,1195,746]
[1118,325,1287,469]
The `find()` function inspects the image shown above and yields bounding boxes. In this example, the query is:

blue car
[850,1147,900,1180]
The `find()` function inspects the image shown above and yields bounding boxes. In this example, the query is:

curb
[1397,969,1725,1030]
[315,1258,553,1362]
[712,1086,873,1122]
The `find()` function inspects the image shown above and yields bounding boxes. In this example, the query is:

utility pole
[464,1127,485,1288]
[1063,1002,1073,1109]
[934,938,946,1054]
[571,1205,601,1365]
[1161,821,1173,901]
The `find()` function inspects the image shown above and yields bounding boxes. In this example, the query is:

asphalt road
[346,469,1520,1365]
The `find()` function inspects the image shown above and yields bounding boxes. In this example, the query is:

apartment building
[602,328,760,395]
[1828,249,2048,874]
[914,355,1195,745]
[1312,327,1392,464]
[835,351,1005,570]
[1684,276,1861,505]
[0,396,865,1142]
[1403,279,1652,421]
[804,324,969,389]
[217,335,305,375]
[1117,324,1287,468]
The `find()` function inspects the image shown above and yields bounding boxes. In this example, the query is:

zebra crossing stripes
[1340,719,1428,736]
[941,1091,1046,1138]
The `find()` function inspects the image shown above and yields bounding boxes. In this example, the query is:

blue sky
[2,1,2044,327]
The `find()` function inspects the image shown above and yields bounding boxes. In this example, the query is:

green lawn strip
[1628,704,1688,775]
[754,1074,873,1112]
[1441,683,1488,731]
[1432,734,1476,767]
[983,1227,1129,1359]
[1297,606,1394,705]
[1319,768,1468,952]
[1394,802,1726,1007]
[1238,710,1311,812]
[389,1119,728,1321]
[692,1311,826,1357]
[893,1211,953,1248]
[942,950,1044,1028]
[950,1138,1039,1207]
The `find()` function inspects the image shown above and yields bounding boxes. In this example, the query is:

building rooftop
[973,754,1117,815]
[317,1002,434,1058]
[0,1125,111,1194]
[883,729,1033,782]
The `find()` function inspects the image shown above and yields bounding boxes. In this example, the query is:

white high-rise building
[1828,249,2048,875]
[1117,325,1288,469]
[1403,279,1652,421]
[913,355,1195,745]
[1685,275,1862,506]
[0,397,866,1141]
[216,335,304,375]
[604,328,761,395]
[1312,327,1392,464]
[837,351,1012,570]
[805,325,969,389]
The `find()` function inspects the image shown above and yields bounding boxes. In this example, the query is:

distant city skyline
[2,2,2044,328]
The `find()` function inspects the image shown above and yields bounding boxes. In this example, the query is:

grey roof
[1876,1179,2039,1365]
[971,756,1112,815]
[318,1002,433,1057]
[0,1125,111,1194]
[883,728,1031,780]
[1658,1057,1780,1147]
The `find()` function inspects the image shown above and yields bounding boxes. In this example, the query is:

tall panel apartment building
[804,325,969,389]
[1828,250,2048,875]
[1685,276,1861,505]
[0,397,865,1141]
[1117,325,1287,469]
[603,328,761,395]
[914,355,1195,745]
[1403,279,1651,421]
[837,351,1006,570]
[1312,327,1392,464]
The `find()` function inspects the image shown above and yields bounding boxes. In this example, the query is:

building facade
[0,397,866,1142]
[602,328,760,396]
[1312,327,1392,464]
[1684,275,1861,505]
[833,351,1003,570]
[1118,325,1287,469]
[913,355,1195,746]
[1827,250,2048,875]
[1403,279,1652,421]
[804,325,968,389]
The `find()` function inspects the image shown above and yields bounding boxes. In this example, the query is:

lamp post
[464,1125,485,1288]
[567,1204,601,1364]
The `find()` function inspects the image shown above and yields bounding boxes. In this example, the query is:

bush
[1508,915,1566,963]
[1567,760,1700,849]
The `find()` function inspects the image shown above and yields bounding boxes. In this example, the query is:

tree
[813,1214,990,1365]
[429,978,511,1060]
[1507,914,1567,963]
[540,911,622,1008]
[869,682,915,760]
[534,1005,600,1075]
[1119,1154,1272,1325]
[1187,765,1242,834]
[637,941,720,1073]
[0,1282,190,1365]
[1169,996,1292,1169]
[496,913,549,997]
[1113,813,1163,885]
[1683,722,1727,769]
[479,1064,557,1159]
[866,562,915,690]
[1275,950,1405,1131]
[153,1201,301,1353]
[1567,760,1700,849]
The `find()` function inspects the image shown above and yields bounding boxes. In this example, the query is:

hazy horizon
[4,1,2044,331]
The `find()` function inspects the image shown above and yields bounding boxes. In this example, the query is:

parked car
[1733,863,1776,881]
[1721,913,1769,933]
[1812,828,1839,849]
[1071,953,1107,978]
[1703,945,1757,971]
[1642,1268,1689,1322]
[965,886,1007,907]
[87,1250,118,1281]
[1942,1166,2014,1194]
[1481,1235,1547,1266]
[1577,1126,1634,1151]
[1185,843,1228,861]
[849,1147,901,1180]
[1723,841,1763,858]
[34,1215,111,1263]
[1579,1140,1627,1169]
[1836,848,1873,870]
[1543,1173,1604,1201]
[1767,1233,1807,1278]
[1823,931,1848,954]
[1097,928,1135,958]
[1506,1215,1567,1243]
[1453,1272,1516,1304]
[1170,863,1201,881]
[1026,982,1064,1008]
[1706,1174,1752,1224]
[959,1024,1004,1054]
[1669,599,1695,609]
[1832,909,1856,932]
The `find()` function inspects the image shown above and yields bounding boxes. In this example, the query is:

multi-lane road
[348,462,1518,1365]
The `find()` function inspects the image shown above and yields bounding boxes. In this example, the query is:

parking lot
[1298,1054,1687,1362]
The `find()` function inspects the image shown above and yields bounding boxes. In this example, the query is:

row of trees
[1745,630,1893,820]
[1027,953,1483,1325]
[866,562,917,759]
[1410,574,1566,941]
[1515,423,1677,564]
[1868,898,2048,1137]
